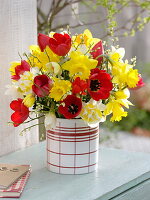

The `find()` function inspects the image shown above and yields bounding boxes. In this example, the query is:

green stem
[121,86,127,90]
[45,49,51,62]
[30,53,42,64]
[20,122,44,136]
[96,54,114,66]
[84,42,94,55]
[24,53,33,67]
[8,115,45,126]
[24,115,44,123]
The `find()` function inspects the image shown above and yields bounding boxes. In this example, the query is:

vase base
[47,163,98,175]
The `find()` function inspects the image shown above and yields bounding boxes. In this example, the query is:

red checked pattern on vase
[47,119,99,174]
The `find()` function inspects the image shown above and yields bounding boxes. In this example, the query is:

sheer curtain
[0,0,39,156]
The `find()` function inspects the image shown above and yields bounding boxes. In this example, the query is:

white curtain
[0,0,39,156]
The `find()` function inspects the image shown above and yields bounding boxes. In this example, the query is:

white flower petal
[44,112,56,130]
[116,48,125,59]
[5,84,23,98]
[111,46,116,52]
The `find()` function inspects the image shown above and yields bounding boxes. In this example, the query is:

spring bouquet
[7,29,144,130]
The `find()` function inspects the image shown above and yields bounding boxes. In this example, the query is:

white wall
[0,0,39,156]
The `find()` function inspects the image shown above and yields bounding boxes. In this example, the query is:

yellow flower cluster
[109,47,139,89]
[104,89,132,122]
[62,51,98,80]
[72,29,100,48]
[49,78,72,101]
[29,45,60,70]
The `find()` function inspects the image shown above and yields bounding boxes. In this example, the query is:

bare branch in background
[37,0,150,39]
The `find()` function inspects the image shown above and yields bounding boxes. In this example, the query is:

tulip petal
[10,99,22,111]
[38,33,50,52]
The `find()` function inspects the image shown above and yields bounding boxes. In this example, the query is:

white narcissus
[16,71,34,94]
[110,46,125,62]
[30,67,40,75]
[5,84,23,98]
[44,112,56,130]
[15,68,39,95]
[45,62,62,76]
[80,100,106,127]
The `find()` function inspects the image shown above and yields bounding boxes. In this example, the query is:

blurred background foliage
[104,107,150,132]
[37,0,150,140]
[37,0,150,38]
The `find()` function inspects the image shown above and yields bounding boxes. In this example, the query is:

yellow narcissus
[72,29,100,48]
[109,47,139,89]
[9,61,21,75]
[126,69,139,88]
[23,93,35,107]
[49,78,72,101]
[112,61,139,89]
[62,51,98,80]
[104,89,132,122]
[29,45,60,70]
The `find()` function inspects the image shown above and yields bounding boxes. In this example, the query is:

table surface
[0,142,150,200]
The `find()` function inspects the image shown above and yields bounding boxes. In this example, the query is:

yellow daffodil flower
[29,45,60,70]
[62,51,98,80]
[104,89,132,122]
[9,61,20,75]
[29,45,43,69]
[126,69,139,88]
[111,61,139,89]
[49,78,71,101]
[105,101,128,122]
[72,29,100,48]
[23,93,35,107]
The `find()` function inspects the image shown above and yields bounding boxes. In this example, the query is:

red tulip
[38,32,71,56]
[90,41,104,66]
[10,99,29,127]
[72,77,87,95]
[87,68,113,101]
[32,75,53,97]
[49,33,71,56]
[11,60,30,81]
[38,33,50,52]
[130,74,145,90]
[58,95,82,119]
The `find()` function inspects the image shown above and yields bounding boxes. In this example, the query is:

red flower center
[58,95,82,119]
[68,104,78,114]
[90,80,101,91]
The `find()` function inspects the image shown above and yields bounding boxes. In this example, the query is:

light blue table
[0,142,150,200]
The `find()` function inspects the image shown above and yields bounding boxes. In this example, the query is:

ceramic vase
[46,118,99,174]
